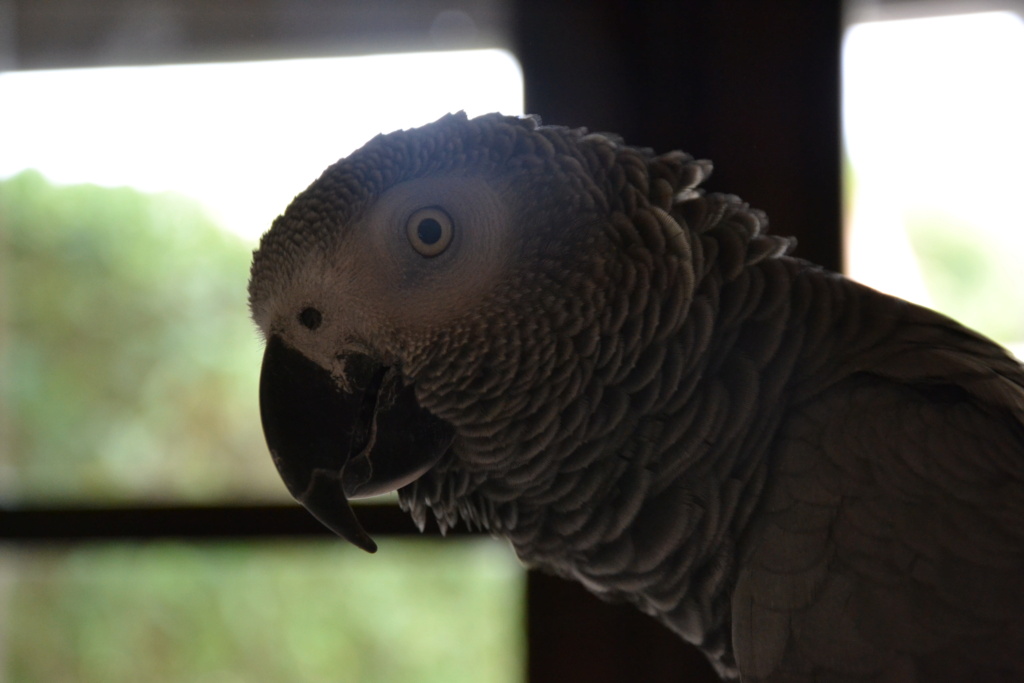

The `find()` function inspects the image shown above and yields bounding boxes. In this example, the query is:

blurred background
[0,1,1020,681]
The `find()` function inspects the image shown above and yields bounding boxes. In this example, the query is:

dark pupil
[299,307,322,330]
[417,218,443,245]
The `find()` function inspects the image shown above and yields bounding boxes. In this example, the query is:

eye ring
[406,207,454,257]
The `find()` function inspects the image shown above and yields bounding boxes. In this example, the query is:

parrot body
[249,112,1024,681]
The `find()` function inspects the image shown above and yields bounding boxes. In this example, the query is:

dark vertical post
[512,2,844,681]
[526,571,721,682]
[513,0,843,270]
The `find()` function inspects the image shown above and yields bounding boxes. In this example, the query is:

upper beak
[258,335,455,553]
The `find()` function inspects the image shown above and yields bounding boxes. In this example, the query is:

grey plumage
[249,112,1024,681]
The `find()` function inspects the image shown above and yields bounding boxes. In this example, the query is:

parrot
[248,112,1024,681]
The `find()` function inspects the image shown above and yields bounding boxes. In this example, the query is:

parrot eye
[406,207,453,257]
[299,307,323,330]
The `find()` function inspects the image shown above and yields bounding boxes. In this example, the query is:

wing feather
[734,345,1024,681]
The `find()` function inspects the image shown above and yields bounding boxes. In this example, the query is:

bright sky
[842,11,1024,306]
[0,49,523,242]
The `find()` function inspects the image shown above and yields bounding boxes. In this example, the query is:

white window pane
[0,50,523,241]
[843,10,1024,357]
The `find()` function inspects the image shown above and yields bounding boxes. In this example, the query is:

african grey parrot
[249,112,1024,681]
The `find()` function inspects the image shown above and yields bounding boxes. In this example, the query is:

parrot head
[249,112,706,553]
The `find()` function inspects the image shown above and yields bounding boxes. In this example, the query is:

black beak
[258,335,455,553]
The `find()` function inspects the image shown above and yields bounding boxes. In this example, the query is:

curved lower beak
[258,336,454,553]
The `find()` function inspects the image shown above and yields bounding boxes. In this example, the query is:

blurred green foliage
[0,172,525,682]
[904,209,1024,345]
[0,170,283,501]
[844,161,1022,351]
[6,540,524,683]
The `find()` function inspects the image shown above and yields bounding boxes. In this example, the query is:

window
[1,49,526,682]
[0,50,523,503]
[843,6,1024,358]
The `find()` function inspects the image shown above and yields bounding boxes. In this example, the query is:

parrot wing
[733,306,1024,681]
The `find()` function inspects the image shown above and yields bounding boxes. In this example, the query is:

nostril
[299,307,322,330]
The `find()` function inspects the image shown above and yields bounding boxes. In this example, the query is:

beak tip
[294,469,380,553]
[315,510,379,553]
